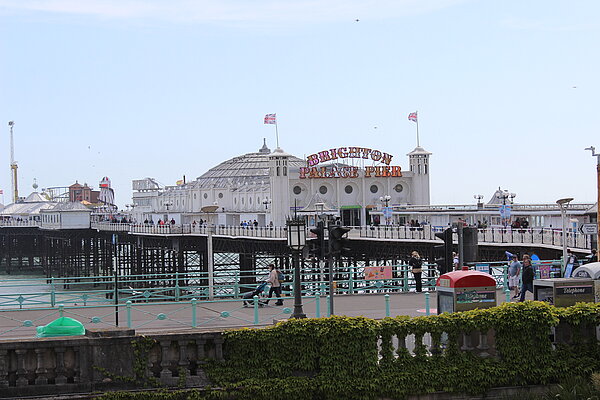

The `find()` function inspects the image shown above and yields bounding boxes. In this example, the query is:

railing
[360,225,591,250]
[0,265,440,309]
[1,259,568,311]
[1,221,592,250]
[0,219,40,227]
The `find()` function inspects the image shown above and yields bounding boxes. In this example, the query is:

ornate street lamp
[262,198,272,209]
[380,195,391,225]
[287,217,307,319]
[556,197,574,275]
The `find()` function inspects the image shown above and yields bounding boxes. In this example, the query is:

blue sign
[382,207,393,219]
[499,205,512,219]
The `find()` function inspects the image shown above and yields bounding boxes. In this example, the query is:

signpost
[580,223,598,235]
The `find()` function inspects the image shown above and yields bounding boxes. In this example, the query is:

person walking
[518,257,534,302]
[508,255,522,299]
[265,264,283,306]
[408,251,423,292]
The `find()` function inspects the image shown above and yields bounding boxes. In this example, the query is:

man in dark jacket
[519,257,534,302]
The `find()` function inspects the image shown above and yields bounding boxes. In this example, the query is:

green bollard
[326,295,331,317]
[505,288,511,303]
[126,300,132,328]
[175,272,180,301]
[191,298,197,328]
[385,294,390,317]
[58,304,64,317]
[503,266,508,292]
[50,277,56,307]
[425,292,430,316]
[315,292,321,318]
[234,272,239,298]
[403,266,409,292]
[253,295,259,325]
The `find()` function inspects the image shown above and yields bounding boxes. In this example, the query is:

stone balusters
[15,349,28,386]
[0,349,8,388]
[54,347,67,385]
[177,340,189,379]
[159,340,172,380]
[34,349,48,385]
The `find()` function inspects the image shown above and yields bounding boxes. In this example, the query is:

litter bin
[533,278,595,307]
[36,317,85,338]
[436,269,497,314]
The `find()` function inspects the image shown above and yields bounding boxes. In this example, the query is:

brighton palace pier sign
[299,147,402,179]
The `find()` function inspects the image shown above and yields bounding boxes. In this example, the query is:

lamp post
[380,195,391,225]
[287,217,307,319]
[556,197,574,273]
[496,189,515,227]
[201,204,219,300]
[474,194,483,209]
[585,146,600,249]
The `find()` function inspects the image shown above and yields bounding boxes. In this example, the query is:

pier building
[131,140,431,227]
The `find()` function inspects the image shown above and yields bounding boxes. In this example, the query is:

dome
[191,142,305,189]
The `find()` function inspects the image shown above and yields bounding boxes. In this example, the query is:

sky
[0,0,599,209]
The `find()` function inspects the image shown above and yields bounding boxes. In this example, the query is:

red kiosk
[436,269,497,314]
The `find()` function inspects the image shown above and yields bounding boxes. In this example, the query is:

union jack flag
[408,112,418,123]
[264,113,277,124]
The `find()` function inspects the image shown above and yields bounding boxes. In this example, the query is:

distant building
[69,182,99,203]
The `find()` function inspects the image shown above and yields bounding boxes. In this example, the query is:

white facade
[130,140,431,226]
[40,202,92,230]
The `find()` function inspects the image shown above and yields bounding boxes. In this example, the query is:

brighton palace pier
[0,140,596,279]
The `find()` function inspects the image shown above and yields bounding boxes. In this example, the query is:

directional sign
[580,224,598,235]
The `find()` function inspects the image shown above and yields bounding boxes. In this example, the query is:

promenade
[0,288,526,341]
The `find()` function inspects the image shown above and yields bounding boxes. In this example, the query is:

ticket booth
[436,270,497,314]
[533,278,595,307]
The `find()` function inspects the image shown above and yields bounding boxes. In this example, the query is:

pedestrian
[265,264,283,305]
[508,255,522,299]
[590,249,598,263]
[452,252,459,270]
[518,258,534,302]
[408,251,423,292]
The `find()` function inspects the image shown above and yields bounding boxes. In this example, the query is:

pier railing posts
[425,292,430,316]
[315,292,321,318]
[253,295,259,325]
[191,298,197,328]
[385,294,390,317]
[126,301,132,328]
[58,304,64,318]
[50,277,56,308]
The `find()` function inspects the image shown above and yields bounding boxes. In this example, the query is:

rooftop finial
[259,138,271,154]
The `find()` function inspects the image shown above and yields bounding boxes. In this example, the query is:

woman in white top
[266,264,283,305]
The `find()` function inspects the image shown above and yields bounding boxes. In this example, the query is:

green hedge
[99,301,600,400]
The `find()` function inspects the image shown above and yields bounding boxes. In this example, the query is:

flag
[264,113,277,124]
[0,189,3,194]
[408,112,418,123]
[176,180,184,186]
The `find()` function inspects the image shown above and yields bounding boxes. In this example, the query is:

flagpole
[275,120,280,149]
[416,111,420,147]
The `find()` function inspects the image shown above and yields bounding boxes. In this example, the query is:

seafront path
[0,288,528,341]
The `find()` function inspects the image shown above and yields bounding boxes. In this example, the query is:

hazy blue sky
[0,0,598,208]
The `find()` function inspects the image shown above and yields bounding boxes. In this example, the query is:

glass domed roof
[190,140,305,189]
